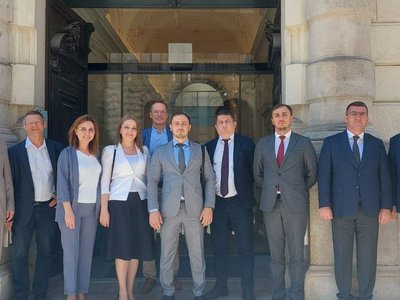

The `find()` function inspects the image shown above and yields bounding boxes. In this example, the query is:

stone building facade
[1,0,400,299]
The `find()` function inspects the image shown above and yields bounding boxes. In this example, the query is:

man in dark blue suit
[318,101,392,300]
[205,108,256,300]
[141,100,180,294]
[388,133,400,214]
[8,110,63,300]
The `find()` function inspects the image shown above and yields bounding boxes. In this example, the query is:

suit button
[356,186,359,189]
[278,173,281,176]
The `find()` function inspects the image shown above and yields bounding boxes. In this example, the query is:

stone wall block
[377,0,400,22]
[375,66,400,102]
[309,15,370,62]
[0,0,12,23]
[306,0,375,21]
[372,24,400,64]
[0,64,11,102]
[9,24,36,65]
[306,58,374,102]
[0,22,10,63]
[11,64,34,105]
[13,0,35,27]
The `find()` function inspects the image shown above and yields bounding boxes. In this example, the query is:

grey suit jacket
[253,132,318,213]
[147,140,215,218]
[0,139,14,224]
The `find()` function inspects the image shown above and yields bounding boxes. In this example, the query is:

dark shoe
[173,275,182,291]
[141,277,157,294]
[205,285,228,299]
[194,296,206,300]
[162,295,175,300]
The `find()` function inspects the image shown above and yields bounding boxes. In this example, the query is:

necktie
[177,143,186,173]
[220,139,230,197]
[353,135,360,164]
[277,135,285,168]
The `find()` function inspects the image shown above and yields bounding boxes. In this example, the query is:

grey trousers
[59,203,97,295]
[263,199,307,300]
[332,205,378,300]
[160,203,205,297]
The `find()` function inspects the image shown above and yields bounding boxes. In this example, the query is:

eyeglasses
[216,120,234,126]
[25,121,43,126]
[347,112,368,117]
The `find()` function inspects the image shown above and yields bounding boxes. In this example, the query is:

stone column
[304,1,400,299]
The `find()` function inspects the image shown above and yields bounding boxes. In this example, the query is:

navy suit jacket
[205,133,256,209]
[388,133,400,209]
[8,139,63,226]
[318,130,392,218]
[142,126,173,150]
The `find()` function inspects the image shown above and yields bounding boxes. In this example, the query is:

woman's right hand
[64,210,75,229]
[100,208,110,227]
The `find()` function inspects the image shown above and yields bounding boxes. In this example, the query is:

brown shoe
[141,277,157,294]
[173,276,182,291]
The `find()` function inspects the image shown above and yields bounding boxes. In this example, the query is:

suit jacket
[0,139,14,224]
[387,134,400,208]
[205,133,255,209]
[253,132,318,213]
[8,139,63,227]
[147,140,215,218]
[56,146,101,223]
[318,130,392,218]
[142,126,173,149]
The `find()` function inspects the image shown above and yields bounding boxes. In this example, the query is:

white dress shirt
[274,130,292,157]
[25,137,54,202]
[76,150,101,204]
[101,144,149,201]
[347,130,364,160]
[213,134,238,198]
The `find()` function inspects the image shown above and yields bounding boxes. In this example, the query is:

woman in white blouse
[56,115,102,300]
[100,115,155,300]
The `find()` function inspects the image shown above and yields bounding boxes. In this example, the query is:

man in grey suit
[148,112,215,300]
[253,104,318,300]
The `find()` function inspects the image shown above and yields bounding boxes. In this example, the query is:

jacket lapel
[168,141,180,172]
[20,141,35,187]
[233,134,240,169]
[359,134,373,168]
[280,133,299,167]
[337,130,359,170]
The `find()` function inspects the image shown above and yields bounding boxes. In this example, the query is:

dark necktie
[220,139,230,197]
[177,143,186,173]
[277,135,285,168]
[353,135,360,165]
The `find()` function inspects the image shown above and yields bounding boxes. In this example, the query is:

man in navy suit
[141,100,180,294]
[8,110,63,300]
[388,134,400,215]
[205,108,256,300]
[318,101,392,300]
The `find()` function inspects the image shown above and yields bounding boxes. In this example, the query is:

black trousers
[12,203,58,299]
[210,195,254,292]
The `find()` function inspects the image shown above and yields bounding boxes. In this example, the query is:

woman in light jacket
[100,115,155,300]
[56,115,101,300]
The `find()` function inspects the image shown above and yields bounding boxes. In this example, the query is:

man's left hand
[199,207,213,227]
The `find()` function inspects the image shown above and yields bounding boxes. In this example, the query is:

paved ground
[47,276,274,300]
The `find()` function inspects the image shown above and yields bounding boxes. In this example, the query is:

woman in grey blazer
[0,138,14,259]
[56,115,102,300]
[100,115,155,300]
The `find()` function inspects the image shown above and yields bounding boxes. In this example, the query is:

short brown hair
[117,115,144,153]
[68,115,99,155]
[271,104,293,116]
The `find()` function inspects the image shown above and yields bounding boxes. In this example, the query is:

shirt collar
[275,130,292,140]
[346,130,364,140]
[152,125,167,134]
[173,139,189,147]
[218,133,235,144]
[25,137,46,150]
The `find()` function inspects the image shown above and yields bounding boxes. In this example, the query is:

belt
[33,199,52,206]
[276,193,282,200]
[180,200,185,204]
[217,195,237,201]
